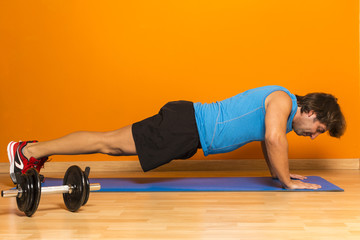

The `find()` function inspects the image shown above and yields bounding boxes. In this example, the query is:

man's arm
[261,141,277,178]
[264,91,321,190]
[261,141,307,180]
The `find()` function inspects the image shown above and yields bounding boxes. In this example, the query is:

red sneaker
[7,141,48,184]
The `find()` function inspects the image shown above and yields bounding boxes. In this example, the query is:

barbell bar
[1,183,101,198]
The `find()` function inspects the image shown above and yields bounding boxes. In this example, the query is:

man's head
[293,93,346,139]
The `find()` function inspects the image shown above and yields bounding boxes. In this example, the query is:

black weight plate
[82,167,90,206]
[63,165,86,212]
[16,173,30,212]
[25,168,41,217]
[25,170,34,216]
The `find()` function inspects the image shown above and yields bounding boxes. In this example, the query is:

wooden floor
[0,169,360,240]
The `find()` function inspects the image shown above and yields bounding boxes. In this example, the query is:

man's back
[193,85,298,156]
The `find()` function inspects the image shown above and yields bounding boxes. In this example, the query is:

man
[7,85,346,189]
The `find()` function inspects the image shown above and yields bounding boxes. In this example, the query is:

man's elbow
[265,133,287,147]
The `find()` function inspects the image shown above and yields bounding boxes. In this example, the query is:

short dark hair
[296,93,346,138]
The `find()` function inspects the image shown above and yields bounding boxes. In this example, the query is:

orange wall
[0,1,359,163]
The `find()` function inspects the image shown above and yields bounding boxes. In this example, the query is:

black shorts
[132,101,201,172]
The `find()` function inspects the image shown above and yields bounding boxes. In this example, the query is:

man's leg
[23,125,137,159]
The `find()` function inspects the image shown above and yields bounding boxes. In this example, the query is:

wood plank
[0,170,359,239]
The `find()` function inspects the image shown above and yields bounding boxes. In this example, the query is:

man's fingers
[289,173,308,180]
[287,180,322,189]
[304,183,322,189]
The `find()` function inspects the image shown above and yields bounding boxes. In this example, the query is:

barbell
[1,165,101,217]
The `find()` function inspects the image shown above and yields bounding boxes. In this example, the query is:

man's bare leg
[22,125,137,159]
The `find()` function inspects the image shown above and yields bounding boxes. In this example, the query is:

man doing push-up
[7,85,346,190]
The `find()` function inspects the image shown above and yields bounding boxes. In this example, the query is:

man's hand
[271,173,307,180]
[284,180,321,190]
[289,173,307,180]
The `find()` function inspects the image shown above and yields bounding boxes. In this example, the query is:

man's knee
[101,126,137,156]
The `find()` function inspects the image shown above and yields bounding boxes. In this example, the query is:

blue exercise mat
[43,176,343,192]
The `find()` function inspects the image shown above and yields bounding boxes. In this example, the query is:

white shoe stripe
[15,149,24,170]
[8,141,16,182]
[11,142,15,162]
[7,141,15,167]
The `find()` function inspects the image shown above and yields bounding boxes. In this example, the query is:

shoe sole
[7,141,17,184]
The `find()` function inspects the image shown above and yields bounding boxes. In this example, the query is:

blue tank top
[193,86,298,156]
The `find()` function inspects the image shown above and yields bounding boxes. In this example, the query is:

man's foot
[7,141,48,184]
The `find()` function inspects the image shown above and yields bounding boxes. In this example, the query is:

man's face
[293,111,327,140]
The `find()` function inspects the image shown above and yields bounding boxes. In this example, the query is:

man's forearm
[261,141,277,178]
[264,136,291,188]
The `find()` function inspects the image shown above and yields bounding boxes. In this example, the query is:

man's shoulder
[265,91,293,111]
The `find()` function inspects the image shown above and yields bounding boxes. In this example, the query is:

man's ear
[307,110,315,117]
